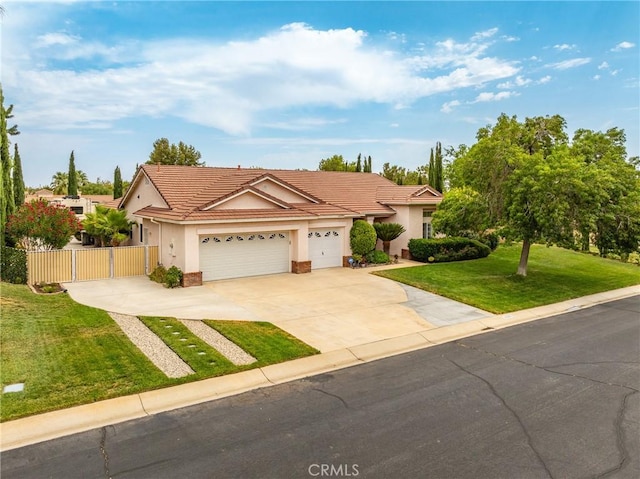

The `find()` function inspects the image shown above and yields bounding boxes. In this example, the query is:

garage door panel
[308,229,342,269]
[200,232,289,281]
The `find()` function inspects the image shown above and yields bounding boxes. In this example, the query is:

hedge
[0,246,28,284]
[408,237,491,263]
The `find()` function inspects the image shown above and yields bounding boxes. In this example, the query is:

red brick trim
[181,271,203,287]
[291,260,311,274]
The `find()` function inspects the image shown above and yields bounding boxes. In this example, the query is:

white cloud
[538,75,551,84]
[6,22,520,135]
[593,75,601,81]
[440,100,461,113]
[473,91,518,103]
[553,43,577,51]
[598,61,610,70]
[36,32,80,47]
[546,57,591,70]
[497,75,531,89]
[611,41,635,51]
[501,35,519,42]
[471,27,499,41]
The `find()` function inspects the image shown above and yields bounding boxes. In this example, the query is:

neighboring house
[119,165,442,286]
[24,192,115,221]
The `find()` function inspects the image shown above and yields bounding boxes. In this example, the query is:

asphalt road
[3,296,638,479]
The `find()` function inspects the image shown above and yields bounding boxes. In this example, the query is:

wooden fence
[27,246,159,284]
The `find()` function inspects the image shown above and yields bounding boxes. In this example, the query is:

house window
[70,206,83,215]
[423,209,434,239]
[423,222,433,239]
[139,223,143,243]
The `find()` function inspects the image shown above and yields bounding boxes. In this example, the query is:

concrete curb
[1,286,637,452]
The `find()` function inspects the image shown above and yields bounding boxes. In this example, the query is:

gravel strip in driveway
[179,320,257,366]
[108,312,194,378]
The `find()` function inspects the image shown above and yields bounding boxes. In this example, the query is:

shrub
[480,232,499,251]
[7,199,82,250]
[373,222,406,255]
[458,230,499,251]
[408,237,491,263]
[365,250,390,264]
[165,266,183,288]
[149,265,167,284]
[0,246,27,284]
[350,220,377,256]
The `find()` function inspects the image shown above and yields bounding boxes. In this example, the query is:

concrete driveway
[63,265,491,352]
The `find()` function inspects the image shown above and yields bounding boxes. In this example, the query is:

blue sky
[1,1,638,188]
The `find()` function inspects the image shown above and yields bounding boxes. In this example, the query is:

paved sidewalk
[1,274,637,451]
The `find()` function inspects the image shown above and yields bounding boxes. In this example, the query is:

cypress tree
[428,147,435,187]
[356,153,362,173]
[113,166,123,199]
[434,141,444,192]
[68,150,77,195]
[0,90,5,243]
[12,143,24,207]
[1,89,14,236]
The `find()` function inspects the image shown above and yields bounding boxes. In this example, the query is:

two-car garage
[199,232,290,281]
[199,228,344,281]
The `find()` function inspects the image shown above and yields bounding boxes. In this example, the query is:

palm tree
[373,223,406,255]
[50,171,68,195]
[50,170,89,195]
[83,205,133,246]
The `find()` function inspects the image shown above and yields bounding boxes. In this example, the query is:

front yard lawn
[374,244,640,314]
[0,283,318,422]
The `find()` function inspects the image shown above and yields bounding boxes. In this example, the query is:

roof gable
[411,185,442,198]
[249,175,320,204]
[202,186,292,211]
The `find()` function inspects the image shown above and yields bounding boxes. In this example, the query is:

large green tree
[67,151,78,196]
[318,154,356,172]
[146,138,204,166]
[570,128,640,257]
[445,113,638,276]
[12,143,24,207]
[81,178,113,195]
[432,186,490,238]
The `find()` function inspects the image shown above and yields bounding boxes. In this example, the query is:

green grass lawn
[0,284,317,422]
[374,244,640,314]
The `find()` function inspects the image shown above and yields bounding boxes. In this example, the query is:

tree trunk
[580,228,590,252]
[383,240,391,255]
[517,238,531,276]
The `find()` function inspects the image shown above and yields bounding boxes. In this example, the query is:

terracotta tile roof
[376,185,442,204]
[130,164,440,222]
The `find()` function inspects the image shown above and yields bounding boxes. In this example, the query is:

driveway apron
[63,266,493,352]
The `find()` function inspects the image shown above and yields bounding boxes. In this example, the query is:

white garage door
[200,232,289,281]
[308,229,343,269]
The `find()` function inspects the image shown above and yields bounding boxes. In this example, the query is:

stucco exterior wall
[253,180,313,204]
[215,193,282,210]
[123,174,168,247]
[375,205,425,256]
